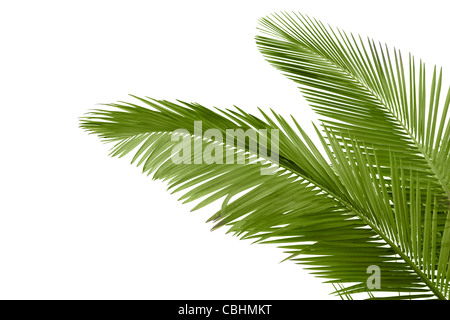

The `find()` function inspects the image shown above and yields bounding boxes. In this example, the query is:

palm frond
[255,11,450,299]
[256,12,450,199]
[81,11,450,299]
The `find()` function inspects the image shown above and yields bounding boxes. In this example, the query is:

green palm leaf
[256,12,450,197]
[255,11,450,299]
[80,11,450,299]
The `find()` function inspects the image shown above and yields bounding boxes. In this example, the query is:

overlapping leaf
[81,11,450,299]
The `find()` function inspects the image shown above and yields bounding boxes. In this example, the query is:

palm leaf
[256,12,450,197]
[80,11,450,299]
[255,11,450,299]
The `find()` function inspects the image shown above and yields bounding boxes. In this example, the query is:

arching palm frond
[255,11,450,299]
[81,11,450,299]
[256,12,450,198]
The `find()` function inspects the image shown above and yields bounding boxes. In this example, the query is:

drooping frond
[81,97,449,299]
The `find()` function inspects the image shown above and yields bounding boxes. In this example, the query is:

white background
[1,0,449,299]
